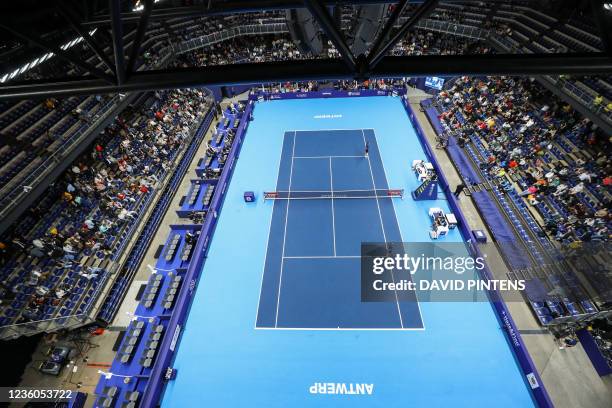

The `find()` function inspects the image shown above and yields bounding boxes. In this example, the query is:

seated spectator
[0,88,212,326]
[434,75,610,244]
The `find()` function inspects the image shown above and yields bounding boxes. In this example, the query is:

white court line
[293,155,365,159]
[329,157,336,256]
[264,196,397,200]
[271,188,382,193]
[258,128,424,331]
[369,128,426,330]
[274,131,297,328]
[254,131,291,328]
[289,128,375,132]
[283,255,361,259]
[362,129,404,329]
[255,327,426,331]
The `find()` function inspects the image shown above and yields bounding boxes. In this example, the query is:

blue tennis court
[161,96,535,407]
[256,129,422,329]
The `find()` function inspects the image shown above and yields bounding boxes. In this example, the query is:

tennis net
[263,189,404,200]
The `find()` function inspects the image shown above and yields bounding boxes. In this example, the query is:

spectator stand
[471,5,612,130]
[94,316,163,408]
[424,2,612,131]
[178,106,244,217]
[194,109,239,177]
[0,90,212,340]
[422,101,576,324]
[194,154,221,178]
[420,98,599,326]
[0,265,114,341]
[576,327,612,377]
[94,100,253,408]
[176,179,217,218]
[155,225,201,273]
[214,117,234,145]
[0,94,129,222]
[0,13,240,232]
[402,95,553,408]
[93,226,201,408]
[97,107,215,324]
[440,77,612,262]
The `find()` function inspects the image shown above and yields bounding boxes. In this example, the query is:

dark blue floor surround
[256,129,423,329]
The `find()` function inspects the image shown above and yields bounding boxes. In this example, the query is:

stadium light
[18,63,30,74]
[133,0,162,12]
[0,32,92,84]
[605,3,612,11]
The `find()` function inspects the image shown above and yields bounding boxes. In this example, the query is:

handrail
[0,95,120,215]
[98,107,214,323]
[0,34,175,221]
[171,23,289,54]
[0,45,181,339]
[0,18,486,219]
[488,35,612,127]
[0,272,111,340]
[138,101,254,408]
[0,98,212,339]
[413,18,490,40]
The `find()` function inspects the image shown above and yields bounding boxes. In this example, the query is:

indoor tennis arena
[0,1,611,408]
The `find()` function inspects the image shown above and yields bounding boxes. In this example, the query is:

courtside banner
[249,89,407,101]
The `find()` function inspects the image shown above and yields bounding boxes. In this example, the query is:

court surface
[256,129,422,329]
[161,96,535,407]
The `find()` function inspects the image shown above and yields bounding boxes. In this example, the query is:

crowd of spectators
[0,21,178,201]
[175,27,490,69]
[1,11,610,328]
[391,29,491,56]
[0,89,211,324]
[174,35,325,67]
[435,76,611,243]
[174,29,488,97]
[0,27,415,327]
[0,27,484,327]
[252,78,408,94]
